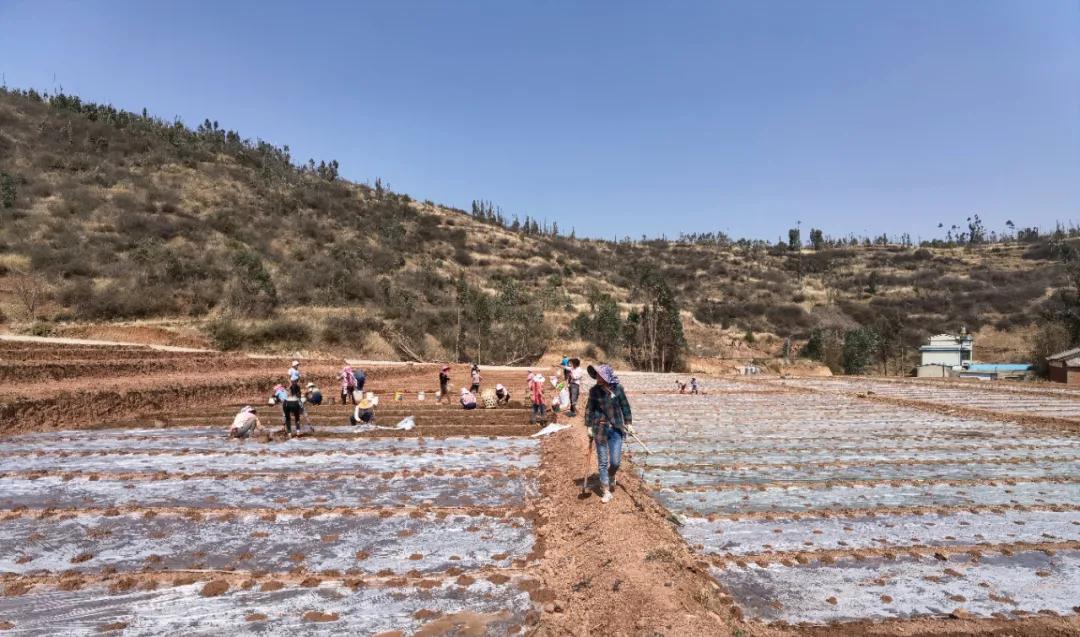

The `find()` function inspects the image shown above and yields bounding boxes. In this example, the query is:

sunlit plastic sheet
[0,511,533,575]
[0,474,535,510]
[0,430,540,455]
[641,446,1080,468]
[645,459,1080,486]
[0,448,537,474]
[0,579,532,636]
[781,377,1080,419]
[680,509,1080,556]
[653,480,1080,515]
[716,550,1080,623]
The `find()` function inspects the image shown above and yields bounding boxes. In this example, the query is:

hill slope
[0,87,1070,370]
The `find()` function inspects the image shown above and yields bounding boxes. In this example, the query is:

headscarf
[589,364,620,386]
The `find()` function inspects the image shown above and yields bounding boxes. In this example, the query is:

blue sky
[1,1,1077,241]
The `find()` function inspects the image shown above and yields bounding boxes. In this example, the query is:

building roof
[965,363,1032,372]
[1048,347,1080,363]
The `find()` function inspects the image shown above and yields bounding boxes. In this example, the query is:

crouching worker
[305,383,323,406]
[586,364,633,504]
[495,384,511,406]
[350,397,376,426]
[460,387,478,410]
[229,406,263,439]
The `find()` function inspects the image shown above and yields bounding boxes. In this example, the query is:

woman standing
[438,365,451,404]
[340,363,357,405]
[585,364,633,504]
[470,363,481,394]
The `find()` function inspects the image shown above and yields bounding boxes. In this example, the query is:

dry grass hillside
[0,87,1070,371]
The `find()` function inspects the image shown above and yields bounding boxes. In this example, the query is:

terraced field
[0,426,546,635]
[633,385,1080,629]
[0,338,553,635]
[3,336,1079,635]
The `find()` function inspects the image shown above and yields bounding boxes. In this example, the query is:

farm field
[0,338,550,636]
[1,336,1078,635]
[632,381,1080,631]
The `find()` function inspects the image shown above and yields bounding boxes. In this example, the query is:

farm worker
[305,383,323,406]
[529,373,546,424]
[460,387,478,410]
[585,364,633,504]
[353,367,366,392]
[676,380,687,394]
[271,384,289,426]
[470,363,481,393]
[561,354,570,382]
[229,406,263,439]
[560,358,584,417]
[287,360,302,396]
[340,364,357,405]
[690,377,699,395]
[495,383,511,406]
[350,397,376,426]
[438,365,451,404]
[282,384,304,437]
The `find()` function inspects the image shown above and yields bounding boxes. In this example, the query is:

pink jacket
[340,367,355,391]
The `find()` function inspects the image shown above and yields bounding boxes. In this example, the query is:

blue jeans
[595,426,624,488]
[531,403,546,423]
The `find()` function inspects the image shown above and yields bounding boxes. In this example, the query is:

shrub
[209,318,244,351]
[320,314,381,346]
[222,250,278,318]
[453,248,474,266]
[246,318,311,347]
[842,327,878,375]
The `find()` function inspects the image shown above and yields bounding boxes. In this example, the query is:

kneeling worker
[495,384,511,406]
[460,387,478,410]
[229,406,263,439]
[350,397,376,426]
[305,383,323,406]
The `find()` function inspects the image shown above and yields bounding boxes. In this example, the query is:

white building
[919,333,973,368]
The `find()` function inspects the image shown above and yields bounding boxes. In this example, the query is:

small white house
[919,333,973,368]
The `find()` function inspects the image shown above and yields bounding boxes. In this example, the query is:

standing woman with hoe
[585,364,633,504]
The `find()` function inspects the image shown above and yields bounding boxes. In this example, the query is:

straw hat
[306,382,316,389]
[441,365,451,372]
[358,398,373,409]
[291,360,300,367]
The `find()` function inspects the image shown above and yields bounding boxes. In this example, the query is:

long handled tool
[628,430,652,454]
[581,438,593,494]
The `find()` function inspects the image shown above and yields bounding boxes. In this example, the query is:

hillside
[0,87,1072,371]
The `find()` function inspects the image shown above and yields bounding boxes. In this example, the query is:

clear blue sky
[1,1,1077,241]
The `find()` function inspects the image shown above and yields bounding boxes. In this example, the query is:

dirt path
[0,333,212,352]
[531,422,743,636]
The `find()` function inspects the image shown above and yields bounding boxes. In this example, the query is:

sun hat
[533,374,545,383]
[358,398,373,409]
[587,364,620,385]
[496,383,505,391]
[441,365,450,372]
[460,388,469,395]
[241,405,254,413]
[306,382,316,389]
[291,360,300,367]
